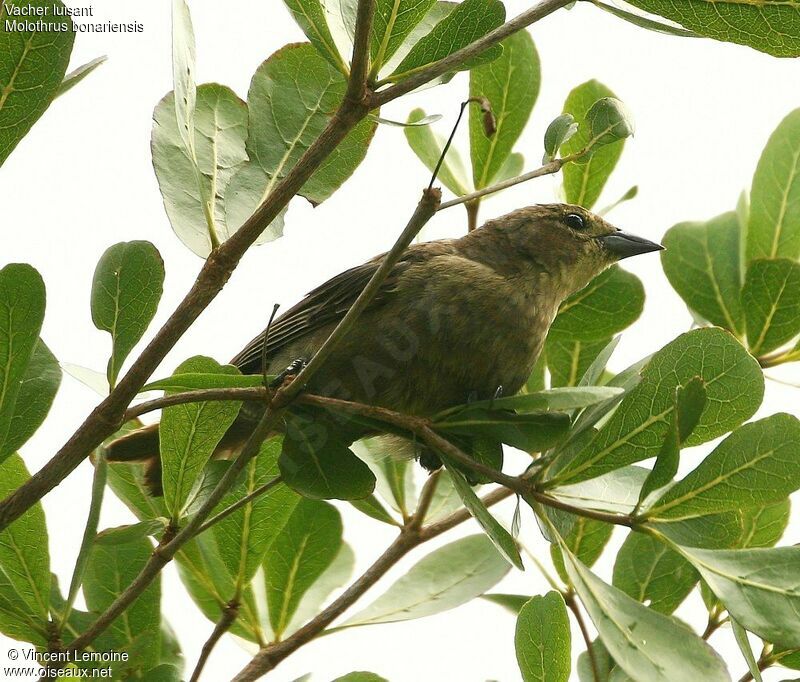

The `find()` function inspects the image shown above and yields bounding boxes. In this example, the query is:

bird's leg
[418,446,443,474]
[269,357,309,389]
[490,385,504,407]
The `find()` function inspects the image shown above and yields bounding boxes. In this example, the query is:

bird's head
[463,203,663,298]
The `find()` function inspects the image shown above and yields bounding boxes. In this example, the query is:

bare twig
[124,387,268,422]
[438,149,589,211]
[189,599,240,682]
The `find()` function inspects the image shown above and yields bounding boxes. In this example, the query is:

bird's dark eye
[565,213,585,231]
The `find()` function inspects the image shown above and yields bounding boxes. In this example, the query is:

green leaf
[546,337,614,388]
[333,674,388,682]
[482,593,530,614]
[748,108,800,260]
[577,639,615,682]
[592,2,698,37]
[677,544,800,648]
[284,542,355,635]
[382,1,456,75]
[612,532,697,614]
[5,340,60,457]
[95,518,169,545]
[586,97,634,148]
[469,29,540,189]
[91,241,165,387]
[636,376,706,508]
[352,437,416,515]
[434,409,570,452]
[265,498,342,638]
[0,264,46,466]
[644,413,800,520]
[561,80,625,209]
[83,533,161,673]
[442,460,523,569]
[389,0,505,80]
[551,328,764,485]
[213,437,300,585]
[543,113,578,164]
[661,212,746,336]
[160,357,242,520]
[560,545,728,682]
[0,0,74,166]
[743,258,800,355]
[548,266,645,341]
[279,412,376,500]
[350,494,399,525]
[550,466,649,515]
[651,500,790,549]
[550,516,613,583]
[143,371,263,393]
[624,0,800,57]
[441,386,624,416]
[152,84,249,258]
[732,619,763,682]
[55,55,107,98]
[0,454,50,644]
[283,0,348,72]
[343,535,510,626]
[515,591,571,682]
[405,107,470,196]
[226,43,376,237]
[371,0,436,69]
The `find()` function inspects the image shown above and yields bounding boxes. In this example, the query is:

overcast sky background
[1,1,799,680]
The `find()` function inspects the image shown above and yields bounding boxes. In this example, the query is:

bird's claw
[269,358,308,389]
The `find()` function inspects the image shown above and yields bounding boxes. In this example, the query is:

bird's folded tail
[106,423,164,496]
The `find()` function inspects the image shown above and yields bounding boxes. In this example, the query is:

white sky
[1,1,799,680]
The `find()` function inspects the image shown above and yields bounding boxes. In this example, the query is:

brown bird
[108,203,663,493]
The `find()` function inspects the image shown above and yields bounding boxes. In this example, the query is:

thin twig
[564,591,600,682]
[438,150,588,211]
[124,387,268,422]
[189,599,240,682]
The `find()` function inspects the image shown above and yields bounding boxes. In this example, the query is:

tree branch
[370,0,572,107]
[193,476,283,538]
[346,0,376,103]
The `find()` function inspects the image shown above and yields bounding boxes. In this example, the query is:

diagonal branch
[346,0,376,103]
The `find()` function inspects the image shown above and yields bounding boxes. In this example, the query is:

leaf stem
[564,590,601,682]
[194,476,284,537]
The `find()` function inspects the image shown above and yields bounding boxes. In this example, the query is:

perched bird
[108,203,663,493]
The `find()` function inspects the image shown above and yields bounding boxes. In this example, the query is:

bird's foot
[418,447,443,473]
[269,358,309,389]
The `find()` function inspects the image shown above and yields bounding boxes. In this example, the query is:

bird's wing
[231,241,455,374]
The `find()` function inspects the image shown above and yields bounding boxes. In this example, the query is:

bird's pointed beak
[598,230,664,260]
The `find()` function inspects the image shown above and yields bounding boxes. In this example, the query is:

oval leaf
[343,534,510,626]
[552,328,764,485]
[748,108,800,261]
[469,29,540,189]
[91,241,165,387]
[0,264,46,465]
[742,258,800,356]
[515,591,571,682]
